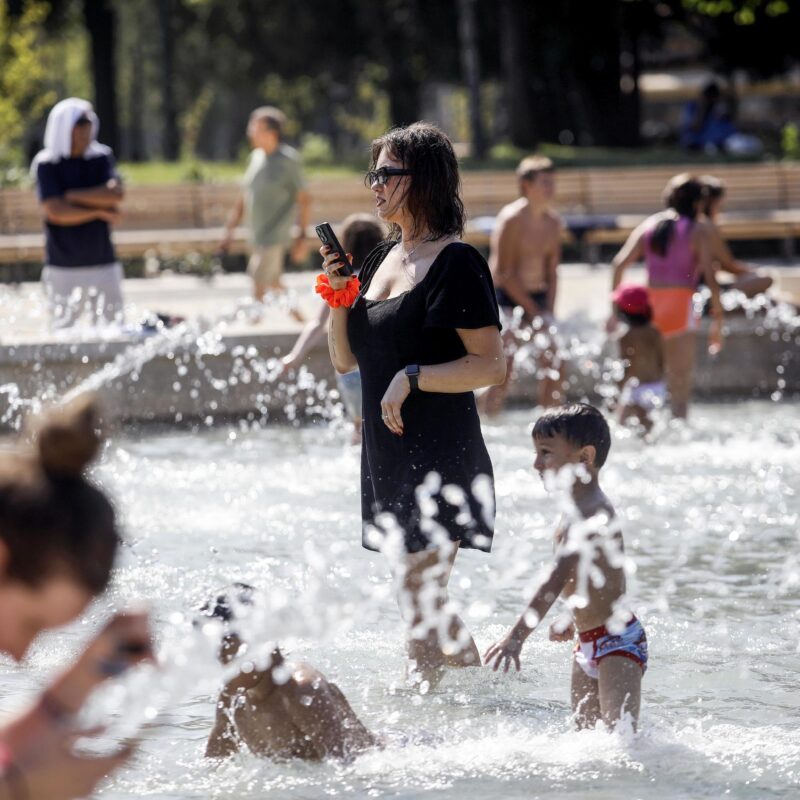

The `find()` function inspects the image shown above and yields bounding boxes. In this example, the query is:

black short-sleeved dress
[347,240,501,554]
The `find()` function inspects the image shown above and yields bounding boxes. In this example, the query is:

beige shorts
[247,244,285,287]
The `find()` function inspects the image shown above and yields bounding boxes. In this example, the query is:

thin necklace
[397,238,431,285]
[399,239,424,267]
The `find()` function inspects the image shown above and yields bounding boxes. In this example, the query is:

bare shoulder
[619,327,635,348]
[497,198,528,225]
[576,491,617,527]
[286,661,327,693]
[637,210,668,233]
[645,325,662,344]
[691,217,713,239]
[492,201,524,252]
[544,208,563,229]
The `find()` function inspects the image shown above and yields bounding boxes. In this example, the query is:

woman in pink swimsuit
[610,174,723,418]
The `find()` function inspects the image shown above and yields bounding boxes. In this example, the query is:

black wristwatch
[405,364,421,392]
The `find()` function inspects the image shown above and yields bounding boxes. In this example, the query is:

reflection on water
[2,402,798,799]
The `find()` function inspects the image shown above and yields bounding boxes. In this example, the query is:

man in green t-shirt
[220,107,310,301]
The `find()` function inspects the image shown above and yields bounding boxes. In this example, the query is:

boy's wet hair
[533,403,611,468]
[199,582,256,626]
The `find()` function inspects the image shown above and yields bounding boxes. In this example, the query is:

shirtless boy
[484,404,648,730]
[203,584,379,761]
[612,284,665,434]
[484,156,563,413]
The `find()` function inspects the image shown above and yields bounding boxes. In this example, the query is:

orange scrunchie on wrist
[315,274,361,308]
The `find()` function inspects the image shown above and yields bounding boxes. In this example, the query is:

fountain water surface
[0,402,796,799]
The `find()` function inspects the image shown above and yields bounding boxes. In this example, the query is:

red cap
[613,284,651,316]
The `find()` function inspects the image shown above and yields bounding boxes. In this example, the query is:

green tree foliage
[0,1,55,178]
[3,0,799,169]
[682,0,789,24]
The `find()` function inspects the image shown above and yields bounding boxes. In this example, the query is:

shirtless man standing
[484,156,564,414]
[202,584,379,761]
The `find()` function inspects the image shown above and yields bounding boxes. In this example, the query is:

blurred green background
[2,0,799,186]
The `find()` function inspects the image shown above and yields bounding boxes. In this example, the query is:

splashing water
[0,400,796,799]
[0,277,797,796]
[0,286,347,432]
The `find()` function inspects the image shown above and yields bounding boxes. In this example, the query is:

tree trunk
[618,0,642,147]
[457,0,486,158]
[499,0,535,148]
[156,0,180,161]
[83,0,119,153]
[127,36,146,161]
[387,65,421,128]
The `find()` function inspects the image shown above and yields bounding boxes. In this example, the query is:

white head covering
[31,97,109,175]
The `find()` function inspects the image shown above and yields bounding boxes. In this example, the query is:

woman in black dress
[321,123,505,683]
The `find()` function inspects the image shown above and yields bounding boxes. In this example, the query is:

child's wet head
[197,582,256,663]
[532,404,611,480]
[533,432,581,478]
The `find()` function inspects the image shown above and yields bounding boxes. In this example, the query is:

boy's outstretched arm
[483,550,578,672]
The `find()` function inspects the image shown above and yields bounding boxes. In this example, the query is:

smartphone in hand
[315,222,354,277]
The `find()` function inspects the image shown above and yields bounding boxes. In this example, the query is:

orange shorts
[649,287,697,338]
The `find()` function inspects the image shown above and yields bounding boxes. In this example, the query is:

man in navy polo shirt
[32,97,125,329]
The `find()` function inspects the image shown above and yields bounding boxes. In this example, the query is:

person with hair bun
[610,174,724,419]
[321,122,506,686]
[0,394,153,800]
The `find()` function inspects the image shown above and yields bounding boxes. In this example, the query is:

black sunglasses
[364,167,413,187]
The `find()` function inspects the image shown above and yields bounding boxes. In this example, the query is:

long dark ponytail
[650,174,705,256]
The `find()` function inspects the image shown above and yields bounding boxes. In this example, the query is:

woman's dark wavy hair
[369,122,465,241]
[651,173,705,257]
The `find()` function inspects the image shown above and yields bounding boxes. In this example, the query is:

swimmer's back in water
[201,584,379,761]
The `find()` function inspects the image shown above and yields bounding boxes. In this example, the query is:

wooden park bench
[1,162,797,267]
[580,162,800,258]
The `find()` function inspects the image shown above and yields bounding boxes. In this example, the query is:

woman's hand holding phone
[320,245,354,291]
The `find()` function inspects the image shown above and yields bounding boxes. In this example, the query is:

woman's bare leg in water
[663,331,697,419]
[395,544,480,688]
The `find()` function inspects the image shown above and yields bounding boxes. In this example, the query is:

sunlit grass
[117,160,363,186]
[115,145,766,186]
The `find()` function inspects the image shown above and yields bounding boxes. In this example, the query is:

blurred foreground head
[0,394,119,659]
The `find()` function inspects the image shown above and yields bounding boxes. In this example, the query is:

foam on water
[1,402,797,798]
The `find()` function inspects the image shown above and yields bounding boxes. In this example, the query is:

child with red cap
[611,284,665,434]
